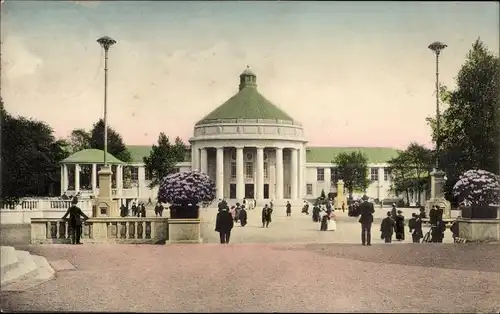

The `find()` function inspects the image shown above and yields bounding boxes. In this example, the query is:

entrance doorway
[263,184,269,199]
[229,184,236,199]
[245,184,254,199]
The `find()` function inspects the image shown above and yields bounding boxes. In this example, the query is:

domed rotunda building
[189,66,307,204]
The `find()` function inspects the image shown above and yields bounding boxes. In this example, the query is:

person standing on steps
[215,207,234,244]
[286,201,292,217]
[262,204,272,228]
[62,197,89,245]
[358,195,375,246]
[380,211,395,243]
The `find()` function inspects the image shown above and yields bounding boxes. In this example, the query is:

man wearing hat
[358,195,375,246]
[62,197,89,245]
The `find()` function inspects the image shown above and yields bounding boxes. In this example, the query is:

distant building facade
[60,67,408,205]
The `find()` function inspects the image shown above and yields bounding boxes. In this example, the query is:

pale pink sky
[1,1,499,148]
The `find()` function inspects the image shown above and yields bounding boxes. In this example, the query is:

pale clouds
[2,36,43,80]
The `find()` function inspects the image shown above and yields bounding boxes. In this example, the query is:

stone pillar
[425,169,451,218]
[63,164,69,192]
[236,146,244,200]
[96,165,118,217]
[324,167,331,198]
[92,164,97,194]
[60,165,64,196]
[275,147,284,200]
[116,165,123,195]
[200,148,208,174]
[377,167,385,201]
[290,148,298,200]
[298,148,304,199]
[216,147,224,200]
[75,164,80,192]
[256,147,264,200]
[191,145,199,171]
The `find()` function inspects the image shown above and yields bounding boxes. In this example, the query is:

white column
[378,167,385,201]
[290,148,298,200]
[200,148,208,174]
[275,147,283,200]
[324,167,331,197]
[297,148,304,199]
[118,165,123,192]
[63,164,69,192]
[256,147,264,200]
[216,147,224,200]
[191,145,199,171]
[60,165,64,196]
[236,147,244,200]
[92,164,97,194]
[75,164,80,192]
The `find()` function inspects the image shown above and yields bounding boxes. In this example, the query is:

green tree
[89,119,132,162]
[332,151,370,197]
[143,133,186,188]
[427,39,500,200]
[388,143,433,205]
[68,119,132,162]
[1,101,70,200]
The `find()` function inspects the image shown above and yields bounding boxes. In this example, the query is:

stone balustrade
[30,217,169,244]
[0,200,93,224]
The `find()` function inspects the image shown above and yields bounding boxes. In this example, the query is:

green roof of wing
[306,147,400,164]
[61,149,124,164]
[196,87,295,125]
[125,145,400,164]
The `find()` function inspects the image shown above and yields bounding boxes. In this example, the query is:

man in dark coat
[302,201,309,215]
[131,202,138,216]
[358,195,375,246]
[120,203,127,217]
[380,211,395,243]
[215,207,234,244]
[409,213,423,243]
[262,204,272,228]
[429,205,444,243]
[239,206,248,227]
[62,197,89,245]
[155,202,164,217]
[394,210,406,241]
[140,203,146,217]
[286,201,292,217]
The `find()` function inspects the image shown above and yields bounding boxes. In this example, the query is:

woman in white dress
[328,211,337,231]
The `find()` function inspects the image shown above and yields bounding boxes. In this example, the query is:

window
[306,184,313,195]
[330,167,338,183]
[145,169,153,181]
[231,162,236,179]
[370,168,378,181]
[130,167,139,181]
[317,168,325,181]
[245,162,253,179]
[264,162,269,179]
[384,168,391,181]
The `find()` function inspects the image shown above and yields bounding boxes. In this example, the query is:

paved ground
[1,243,499,313]
[198,206,457,244]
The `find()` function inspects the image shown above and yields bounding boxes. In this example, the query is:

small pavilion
[60,149,124,197]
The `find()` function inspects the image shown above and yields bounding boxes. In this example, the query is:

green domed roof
[61,149,124,164]
[196,67,296,125]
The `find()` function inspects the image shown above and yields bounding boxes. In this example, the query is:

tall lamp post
[428,41,447,170]
[97,36,116,166]
[95,36,117,217]
[426,41,450,218]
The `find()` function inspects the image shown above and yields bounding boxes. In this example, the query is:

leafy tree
[143,133,186,188]
[1,101,70,200]
[332,151,370,197]
[388,143,433,205]
[426,39,500,200]
[68,119,132,162]
[89,119,132,162]
[69,128,91,152]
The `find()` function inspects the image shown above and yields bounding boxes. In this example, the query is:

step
[0,250,37,286]
[1,255,56,292]
[0,246,18,278]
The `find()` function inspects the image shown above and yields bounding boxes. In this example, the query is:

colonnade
[191,145,305,201]
[60,164,124,195]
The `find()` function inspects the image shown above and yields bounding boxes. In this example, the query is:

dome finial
[239,65,257,91]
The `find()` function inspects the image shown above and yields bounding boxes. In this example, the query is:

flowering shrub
[453,169,500,206]
[157,171,216,205]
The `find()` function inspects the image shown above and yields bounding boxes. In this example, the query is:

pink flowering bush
[157,171,216,205]
[453,169,500,206]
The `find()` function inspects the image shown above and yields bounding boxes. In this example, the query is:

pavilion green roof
[61,149,124,164]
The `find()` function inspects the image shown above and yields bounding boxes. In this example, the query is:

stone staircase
[1,246,55,291]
